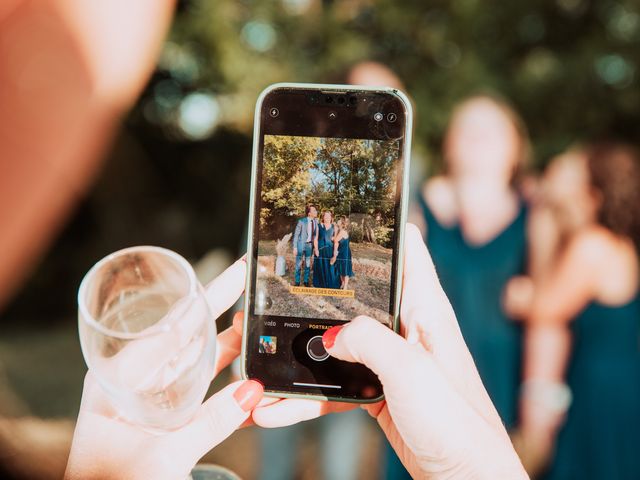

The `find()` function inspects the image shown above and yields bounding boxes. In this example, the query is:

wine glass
[78,246,215,432]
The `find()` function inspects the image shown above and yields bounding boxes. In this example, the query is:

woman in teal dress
[332,216,354,290]
[313,210,340,289]
[519,143,640,479]
[418,193,528,424]
[384,95,532,479]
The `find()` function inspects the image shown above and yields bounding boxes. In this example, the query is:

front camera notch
[318,92,356,107]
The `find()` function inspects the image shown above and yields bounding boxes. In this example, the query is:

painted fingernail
[234,380,264,412]
[322,325,344,350]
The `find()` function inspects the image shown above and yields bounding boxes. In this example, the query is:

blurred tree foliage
[154,0,640,168]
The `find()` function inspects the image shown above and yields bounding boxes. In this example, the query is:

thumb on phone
[321,316,459,473]
[322,316,434,392]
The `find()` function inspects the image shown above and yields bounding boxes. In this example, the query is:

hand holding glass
[78,246,215,431]
[68,251,262,480]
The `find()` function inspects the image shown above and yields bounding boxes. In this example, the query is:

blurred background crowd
[1,0,640,479]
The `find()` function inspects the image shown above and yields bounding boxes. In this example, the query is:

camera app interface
[254,134,400,327]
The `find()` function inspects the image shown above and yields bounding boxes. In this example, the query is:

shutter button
[306,335,329,361]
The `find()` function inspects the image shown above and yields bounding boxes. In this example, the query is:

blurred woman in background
[518,143,640,479]
[386,94,531,478]
[386,94,532,479]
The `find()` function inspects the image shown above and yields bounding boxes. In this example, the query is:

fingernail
[322,325,343,350]
[234,380,264,412]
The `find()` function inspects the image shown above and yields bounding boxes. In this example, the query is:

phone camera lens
[349,97,357,105]
[325,96,333,104]
[373,112,383,122]
[387,112,397,123]
[269,107,279,118]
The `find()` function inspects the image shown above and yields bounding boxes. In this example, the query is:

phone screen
[245,86,410,401]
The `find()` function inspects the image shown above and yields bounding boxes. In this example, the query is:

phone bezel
[241,82,413,403]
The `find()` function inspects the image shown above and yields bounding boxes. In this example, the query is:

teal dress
[336,237,354,277]
[419,195,527,426]
[383,194,528,480]
[313,224,340,289]
[546,296,640,480]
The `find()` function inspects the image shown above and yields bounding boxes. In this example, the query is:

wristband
[521,379,572,414]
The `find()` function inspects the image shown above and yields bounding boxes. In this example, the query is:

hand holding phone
[252,226,528,479]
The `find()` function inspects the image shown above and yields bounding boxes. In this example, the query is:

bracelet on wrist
[521,379,572,415]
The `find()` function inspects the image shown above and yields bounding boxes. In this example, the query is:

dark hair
[305,204,316,216]
[586,142,640,249]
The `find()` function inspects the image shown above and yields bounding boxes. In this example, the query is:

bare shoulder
[573,226,640,303]
[423,176,457,225]
[423,176,452,203]
[565,226,619,267]
[568,225,615,257]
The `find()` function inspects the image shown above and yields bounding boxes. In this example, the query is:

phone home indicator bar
[293,382,341,389]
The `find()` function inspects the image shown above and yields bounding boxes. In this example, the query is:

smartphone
[242,83,412,402]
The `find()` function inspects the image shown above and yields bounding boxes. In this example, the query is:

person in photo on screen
[313,210,340,289]
[332,216,354,290]
[292,204,318,287]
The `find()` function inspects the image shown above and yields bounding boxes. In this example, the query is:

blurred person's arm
[503,203,564,320]
[0,0,175,310]
[524,232,597,382]
[526,204,564,282]
[518,232,598,469]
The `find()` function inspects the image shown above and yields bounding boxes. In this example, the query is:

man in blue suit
[293,204,318,287]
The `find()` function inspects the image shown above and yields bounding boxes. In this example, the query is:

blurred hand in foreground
[65,260,264,480]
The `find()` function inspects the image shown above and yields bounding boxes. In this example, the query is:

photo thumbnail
[259,335,277,354]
